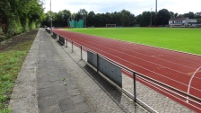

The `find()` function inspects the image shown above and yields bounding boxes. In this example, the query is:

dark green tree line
[41,9,136,27]
[41,8,201,28]
[0,0,43,40]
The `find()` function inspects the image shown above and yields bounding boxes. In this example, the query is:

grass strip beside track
[0,30,37,113]
[66,28,201,55]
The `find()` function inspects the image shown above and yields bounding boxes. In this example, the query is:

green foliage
[0,108,11,113]
[22,18,30,32]
[0,0,43,40]
[41,10,71,27]
[68,28,201,55]
[41,9,135,27]
[0,35,35,112]
[157,9,171,25]
[0,51,22,111]
[29,22,36,30]
[7,17,23,37]
[136,11,156,26]
[41,8,201,28]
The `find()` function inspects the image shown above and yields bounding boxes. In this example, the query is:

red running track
[53,29,201,112]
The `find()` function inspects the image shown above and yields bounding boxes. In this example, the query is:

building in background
[169,17,198,28]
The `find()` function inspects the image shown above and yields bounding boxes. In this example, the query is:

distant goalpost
[106,24,116,28]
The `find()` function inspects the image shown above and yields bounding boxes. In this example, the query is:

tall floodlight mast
[151,8,152,26]
[155,0,158,25]
[155,0,157,14]
[50,0,52,31]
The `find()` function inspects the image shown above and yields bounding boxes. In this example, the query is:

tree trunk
[0,17,7,35]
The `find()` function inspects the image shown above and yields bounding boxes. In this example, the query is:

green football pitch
[65,28,201,55]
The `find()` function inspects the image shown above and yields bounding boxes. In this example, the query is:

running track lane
[52,29,201,112]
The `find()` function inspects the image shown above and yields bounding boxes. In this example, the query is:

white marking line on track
[137,76,201,111]
[187,66,201,103]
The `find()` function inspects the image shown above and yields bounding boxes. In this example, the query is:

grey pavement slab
[35,29,95,113]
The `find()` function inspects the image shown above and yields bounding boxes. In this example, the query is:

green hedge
[2,17,38,40]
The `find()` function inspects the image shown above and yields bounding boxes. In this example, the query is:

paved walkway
[36,29,95,113]
[9,29,195,113]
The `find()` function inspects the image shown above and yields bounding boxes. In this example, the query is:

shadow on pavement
[83,65,122,103]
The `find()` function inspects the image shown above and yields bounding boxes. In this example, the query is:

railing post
[72,41,74,53]
[133,72,137,103]
[97,53,99,73]
[66,39,68,48]
[80,46,83,60]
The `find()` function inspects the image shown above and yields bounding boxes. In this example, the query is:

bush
[7,16,23,37]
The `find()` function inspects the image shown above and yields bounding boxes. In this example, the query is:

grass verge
[0,30,38,113]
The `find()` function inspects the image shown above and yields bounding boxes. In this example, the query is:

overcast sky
[43,0,201,15]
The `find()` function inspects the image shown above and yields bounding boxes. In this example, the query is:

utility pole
[155,0,157,14]
[151,8,152,26]
[85,14,87,28]
[50,0,52,31]
[155,0,158,26]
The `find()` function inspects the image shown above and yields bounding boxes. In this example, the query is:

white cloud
[43,0,201,15]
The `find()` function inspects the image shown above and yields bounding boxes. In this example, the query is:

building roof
[169,17,189,21]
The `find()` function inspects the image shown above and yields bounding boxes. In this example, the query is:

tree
[0,0,43,38]
[77,9,88,27]
[119,10,135,26]
[136,12,150,26]
[169,11,174,18]
[136,11,156,27]
[184,12,195,19]
[157,9,171,25]
[195,12,201,18]
[87,11,95,27]
[62,10,71,26]
[52,10,71,27]
[174,13,179,18]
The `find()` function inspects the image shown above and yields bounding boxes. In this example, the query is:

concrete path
[35,29,96,113]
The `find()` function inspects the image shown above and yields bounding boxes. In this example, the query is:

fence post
[80,46,83,60]
[66,39,68,48]
[72,41,74,53]
[133,72,137,104]
[97,53,99,73]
